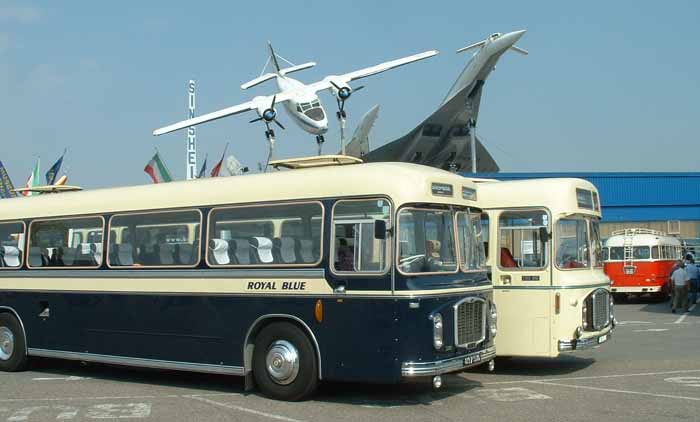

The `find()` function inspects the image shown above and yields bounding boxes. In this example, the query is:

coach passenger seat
[230,238,251,265]
[28,247,46,267]
[209,239,230,265]
[250,237,274,264]
[274,237,297,264]
[91,243,103,266]
[295,239,315,264]
[177,243,195,265]
[117,244,134,266]
[62,247,77,266]
[156,243,174,265]
[1,246,21,267]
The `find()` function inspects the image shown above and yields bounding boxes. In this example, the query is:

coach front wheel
[0,313,28,372]
[253,322,318,401]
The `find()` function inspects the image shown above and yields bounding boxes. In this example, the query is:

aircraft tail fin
[342,105,379,158]
[242,43,315,90]
[268,41,281,72]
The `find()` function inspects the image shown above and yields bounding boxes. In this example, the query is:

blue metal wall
[467,172,700,222]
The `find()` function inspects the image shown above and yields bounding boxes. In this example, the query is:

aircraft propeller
[330,81,364,116]
[249,95,286,130]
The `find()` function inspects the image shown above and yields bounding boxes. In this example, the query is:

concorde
[362,30,527,172]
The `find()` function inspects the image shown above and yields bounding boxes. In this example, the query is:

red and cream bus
[603,229,682,300]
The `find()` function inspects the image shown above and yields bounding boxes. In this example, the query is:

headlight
[432,313,443,350]
[489,302,498,337]
[609,294,615,321]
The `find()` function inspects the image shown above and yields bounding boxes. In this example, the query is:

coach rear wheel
[253,322,318,401]
[0,313,28,372]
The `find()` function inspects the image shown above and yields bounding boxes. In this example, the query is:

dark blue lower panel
[0,290,492,384]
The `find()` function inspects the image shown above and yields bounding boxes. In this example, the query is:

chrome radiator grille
[455,298,486,348]
[591,290,611,330]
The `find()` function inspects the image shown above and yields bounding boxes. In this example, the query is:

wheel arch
[243,314,322,391]
[0,306,28,355]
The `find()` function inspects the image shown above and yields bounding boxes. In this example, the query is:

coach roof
[0,162,479,220]
[472,177,602,217]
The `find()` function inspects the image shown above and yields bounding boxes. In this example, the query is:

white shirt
[672,267,690,287]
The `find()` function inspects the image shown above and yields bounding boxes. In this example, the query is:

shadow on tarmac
[26,357,479,406]
[481,354,595,377]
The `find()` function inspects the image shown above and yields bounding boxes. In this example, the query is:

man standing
[671,260,690,313]
[686,256,700,306]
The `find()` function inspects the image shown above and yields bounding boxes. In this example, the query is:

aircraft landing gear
[315,135,325,156]
[264,126,276,171]
[336,109,347,156]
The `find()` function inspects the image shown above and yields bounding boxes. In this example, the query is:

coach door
[324,198,395,379]
[490,208,552,357]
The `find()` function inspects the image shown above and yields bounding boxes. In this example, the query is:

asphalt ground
[1,297,700,422]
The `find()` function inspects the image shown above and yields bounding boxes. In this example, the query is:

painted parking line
[471,387,551,402]
[477,369,700,386]
[530,380,700,402]
[32,376,89,381]
[185,395,306,422]
[674,299,699,324]
[633,328,669,332]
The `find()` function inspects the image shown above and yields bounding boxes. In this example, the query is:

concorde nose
[491,29,527,52]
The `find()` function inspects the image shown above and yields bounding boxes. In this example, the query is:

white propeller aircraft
[153,43,438,158]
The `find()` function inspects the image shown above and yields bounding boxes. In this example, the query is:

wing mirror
[374,220,388,240]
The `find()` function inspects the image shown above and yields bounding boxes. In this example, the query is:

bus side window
[652,246,659,259]
[28,217,104,268]
[332,199,391,274]
[108,210,201,268]
[0,222,25,269]
[207,202,323,267]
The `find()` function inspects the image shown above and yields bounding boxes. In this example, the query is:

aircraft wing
[153,91,297,136]
[308,49,438,92]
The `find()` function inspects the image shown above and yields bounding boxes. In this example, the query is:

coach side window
[108,210,202,268]
[207,202,323,267]
[332,199,391,274]
[499,210,549,270]
[28,217,104,268]
[0,222,25,269]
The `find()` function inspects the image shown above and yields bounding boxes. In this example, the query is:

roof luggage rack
[611,228,665,237]
[13,185,83,195]
[269,154,362,170]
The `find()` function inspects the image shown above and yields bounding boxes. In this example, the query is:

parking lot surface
[2,298,699,421]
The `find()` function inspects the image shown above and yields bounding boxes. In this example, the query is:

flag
[45,149,66,185]
[22,158,40,197]
[144,152,173,184]
[0,160,17,199]
[210,143,229,178]
[197,154,208,179]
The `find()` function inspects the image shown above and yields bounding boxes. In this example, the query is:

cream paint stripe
[477,369,700,386]
[185,395,307,422]
[0,278,334,295]
[529,380,700,402]
[0,279,490,296]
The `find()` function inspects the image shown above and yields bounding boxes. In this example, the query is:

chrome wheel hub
[0,327,14,361]
[265,340,299,385]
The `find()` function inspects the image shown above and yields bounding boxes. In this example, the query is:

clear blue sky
[1,0,698,188]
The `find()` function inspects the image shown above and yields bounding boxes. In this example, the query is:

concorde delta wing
[362,73,499,173]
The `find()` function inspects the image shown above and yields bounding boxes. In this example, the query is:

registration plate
[598,334,608,344]
[463,354,482,365]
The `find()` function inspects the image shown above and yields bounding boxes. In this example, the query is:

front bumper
[558,329,612,352]
[611,286,663,293]
[401,346,496,377]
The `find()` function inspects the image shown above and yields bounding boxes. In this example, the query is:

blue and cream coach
[0,156,496,401]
